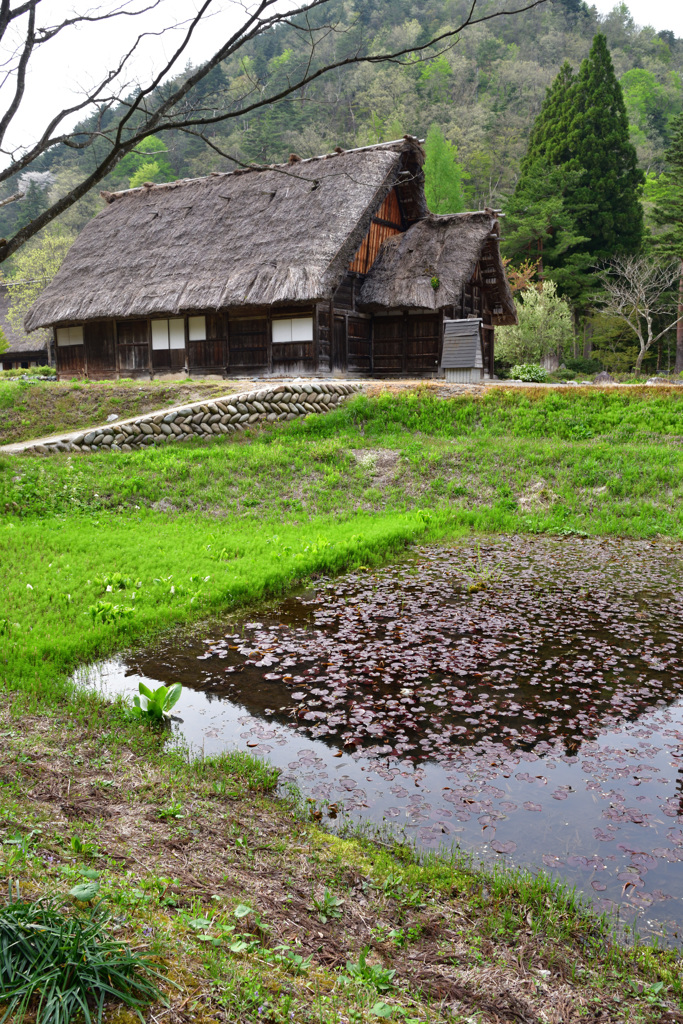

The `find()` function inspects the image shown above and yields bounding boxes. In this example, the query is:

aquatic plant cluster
[188,538,683,939]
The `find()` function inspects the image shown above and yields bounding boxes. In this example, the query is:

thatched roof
[358,211,517,325]
[0,284,46,353]
[25,137,426,331]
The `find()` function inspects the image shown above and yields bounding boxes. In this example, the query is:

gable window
[151,318,185,350]
[56,326,84,347]
[272,317,313,343]
[188,316,207,341]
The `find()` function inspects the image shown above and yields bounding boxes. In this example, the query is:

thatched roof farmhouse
[25,137,515,380]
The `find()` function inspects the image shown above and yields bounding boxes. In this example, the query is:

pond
[81,536,683,945]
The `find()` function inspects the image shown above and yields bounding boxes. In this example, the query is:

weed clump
[0,890,165,1023]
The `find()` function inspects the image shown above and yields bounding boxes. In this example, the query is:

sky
[0,0,681,168]
[591,0,683,35]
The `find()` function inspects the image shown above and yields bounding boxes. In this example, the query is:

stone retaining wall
[23,381,362,455]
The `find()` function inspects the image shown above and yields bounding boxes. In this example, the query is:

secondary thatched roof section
[0,284,46,353]
[25,137,426,330]
[358,211,517,324]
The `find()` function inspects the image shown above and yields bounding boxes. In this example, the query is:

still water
[81,537,683,944]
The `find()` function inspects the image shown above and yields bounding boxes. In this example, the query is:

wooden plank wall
[55,343,85,376]
[348,316,372,373]
[348,189,402,275]
[407,315,441,375]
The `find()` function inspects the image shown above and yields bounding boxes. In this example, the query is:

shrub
[553,368,577,380]
[565,356,602,375]
[508,363,549,383]
[0,366,56,380]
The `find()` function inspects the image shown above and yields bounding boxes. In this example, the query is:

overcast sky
[0,0,681,164]
[591,0,683,34]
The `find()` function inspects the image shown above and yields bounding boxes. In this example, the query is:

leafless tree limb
[597,256,683,374]
[0,0,549,263]
[0,187,21,206]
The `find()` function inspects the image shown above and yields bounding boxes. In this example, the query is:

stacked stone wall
[22,381,361,455]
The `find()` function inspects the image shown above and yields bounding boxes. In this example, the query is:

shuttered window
[56,326,84,347]
[272,317,313,343]
[151,318,185,350]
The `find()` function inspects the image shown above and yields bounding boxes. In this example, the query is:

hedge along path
[0,380,362,456]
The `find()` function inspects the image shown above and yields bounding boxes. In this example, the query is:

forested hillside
[1,0,680,244]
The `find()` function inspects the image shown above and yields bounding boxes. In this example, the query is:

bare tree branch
[0,0,549,263]
[597,256,683,374]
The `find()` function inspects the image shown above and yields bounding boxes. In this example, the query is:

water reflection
[82,537,683,944]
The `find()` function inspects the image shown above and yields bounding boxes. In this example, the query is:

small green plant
[157,800,183,821]
[346,947,396,992]
[460,544,504,592]
[311,888,344,923]
[267,944,312,975]
[131,682,182,723]
[508,363,549,383]
[88,600,135,626]
[0,889,165,1024]
[430,276,439,290]
[69,836,96,858]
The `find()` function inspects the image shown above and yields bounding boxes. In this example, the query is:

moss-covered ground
[1,385,683,1021]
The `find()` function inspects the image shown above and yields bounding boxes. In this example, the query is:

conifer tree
[423,125,467,215]
[647,113,683,370]
[521,61,575,172]
[568,33,643,259]
[509,34,643,312]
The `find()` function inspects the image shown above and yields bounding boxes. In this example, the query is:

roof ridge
[100,136,421,204]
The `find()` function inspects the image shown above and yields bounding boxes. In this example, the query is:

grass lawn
[1,386,683,1021]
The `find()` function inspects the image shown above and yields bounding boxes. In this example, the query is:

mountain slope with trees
[0,0,680,245]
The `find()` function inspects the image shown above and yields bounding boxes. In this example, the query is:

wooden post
[147,317,154,379]
[676,260,683,375]
[313,303,320,374]
[114,320,121,380]
[223,311,229,377]
[344,312,349,373]
[403,311,408,375]
[329,298,335,372]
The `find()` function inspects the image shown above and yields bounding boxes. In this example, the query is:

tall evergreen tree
[647,112,683,370]
[510,34,644,311]
[521,61,576,172]
[568,33,643,259]
[503,161,586,271]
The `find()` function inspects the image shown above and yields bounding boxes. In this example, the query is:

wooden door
[227,317,268,372]
[85,322,115,378]
[117,320,150,373]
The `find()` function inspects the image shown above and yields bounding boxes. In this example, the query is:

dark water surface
[83,537,683,944]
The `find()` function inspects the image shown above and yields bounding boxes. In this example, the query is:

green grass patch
[0,378,247,446]
[1,387,682,1020]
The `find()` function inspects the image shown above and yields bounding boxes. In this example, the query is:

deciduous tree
[423,124,466,214]
[495,280,573,368]
[596,255,683,374]
[646,113,683,371]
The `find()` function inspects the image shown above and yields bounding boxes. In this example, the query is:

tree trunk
[583,320,593,359]
[676,260,683,374]
[634,347,645,375]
